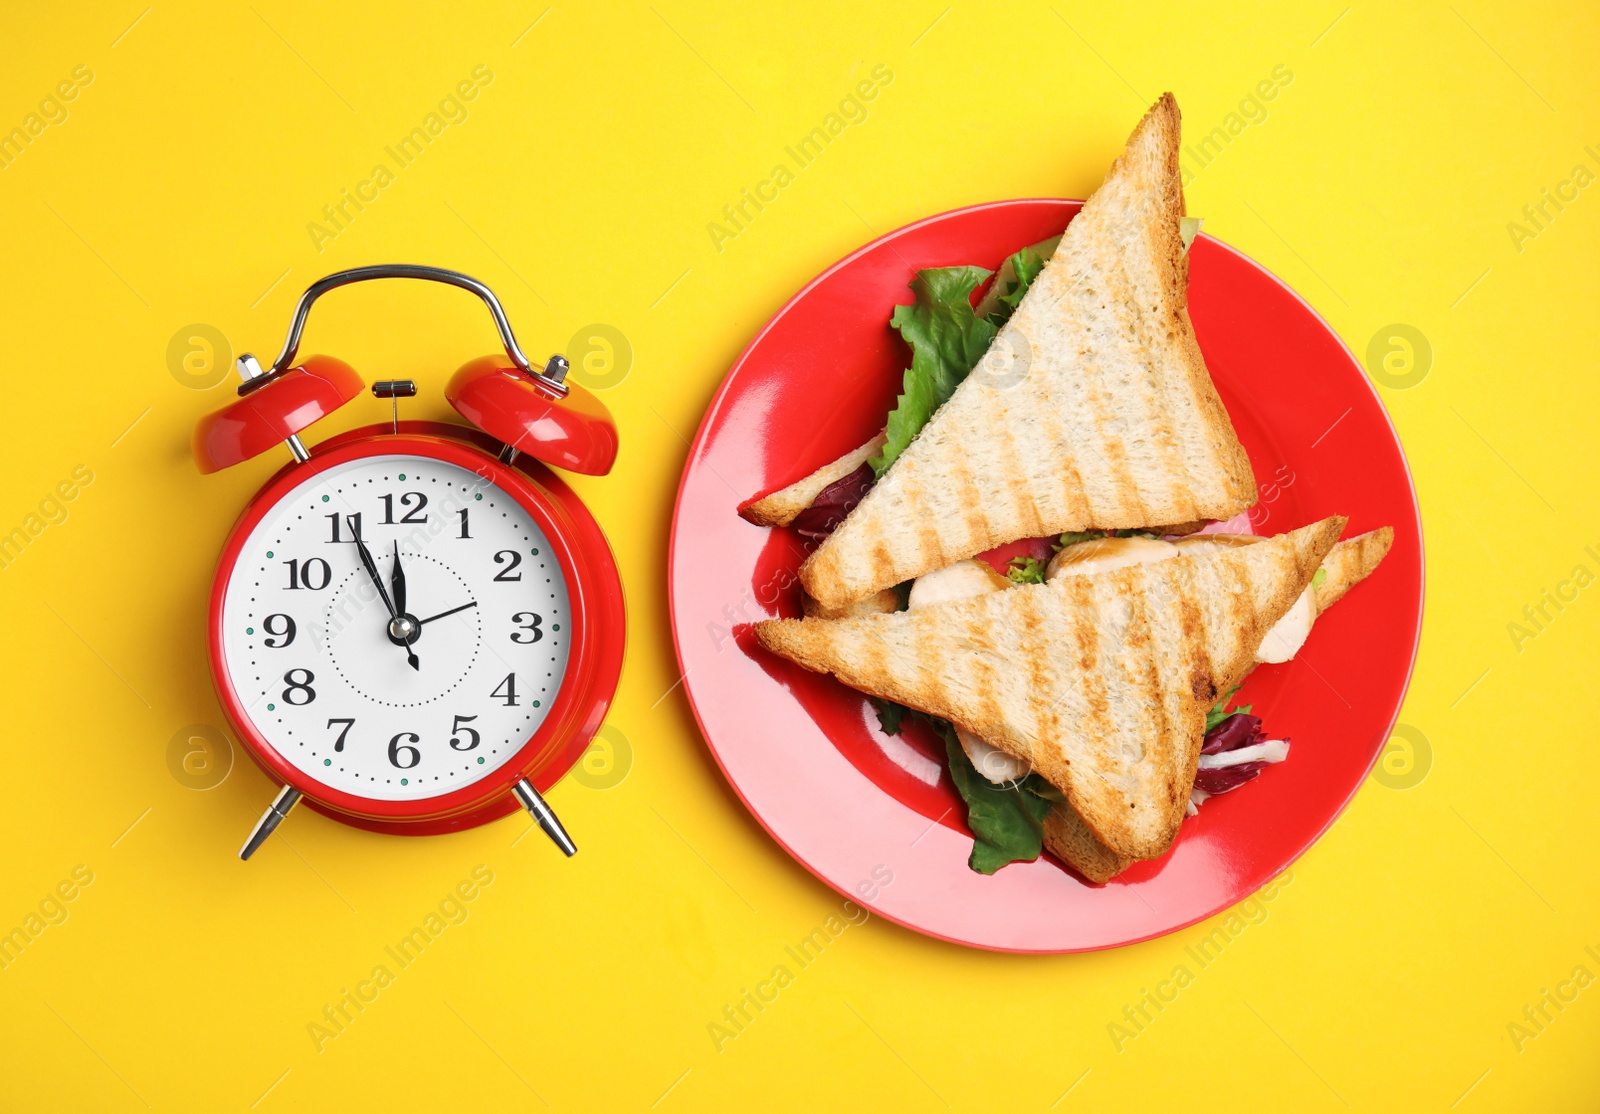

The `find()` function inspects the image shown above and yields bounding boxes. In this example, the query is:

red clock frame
[207,420,625,836]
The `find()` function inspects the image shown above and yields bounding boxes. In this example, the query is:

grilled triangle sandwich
[796,93,1257,612]
[1040,526,1394,881]
[758,518,1344,860]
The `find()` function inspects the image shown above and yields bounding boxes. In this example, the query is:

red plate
[668,200,1423,952]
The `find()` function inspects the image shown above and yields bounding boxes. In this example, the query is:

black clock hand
[348,516,419,671]
[416,601,477,625]
[390,541,407,618]
[349,517,396,616]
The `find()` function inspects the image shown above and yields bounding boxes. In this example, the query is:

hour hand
[349,518,417,670]
[390,541,407,617]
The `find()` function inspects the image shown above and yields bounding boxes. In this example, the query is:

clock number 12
[380,492,428,524]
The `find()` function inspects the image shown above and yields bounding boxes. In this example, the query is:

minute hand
[348,518,397,616]
[348,517,419,671]
[417,601,477,626]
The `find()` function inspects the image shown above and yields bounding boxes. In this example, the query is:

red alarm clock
[193,265,625,860]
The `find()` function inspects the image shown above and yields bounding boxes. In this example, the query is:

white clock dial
[219,454,572,800]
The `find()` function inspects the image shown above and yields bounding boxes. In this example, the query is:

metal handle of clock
[268,265,569,396]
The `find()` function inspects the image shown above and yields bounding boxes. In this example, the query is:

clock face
[219,453,572,801]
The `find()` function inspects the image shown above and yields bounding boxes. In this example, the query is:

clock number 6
[449,714,480,751]
[388,732,421,769]
[510,612,543,643]
[282,668,316,705]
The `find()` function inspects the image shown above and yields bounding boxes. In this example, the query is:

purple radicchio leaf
[790,463,875,541]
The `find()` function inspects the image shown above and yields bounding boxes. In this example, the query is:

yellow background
[0,1,1595,1109]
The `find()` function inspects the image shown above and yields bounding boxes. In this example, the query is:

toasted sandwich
[790,93,1256,610]
[1037,526,1393,881]
[757,518,1343,860]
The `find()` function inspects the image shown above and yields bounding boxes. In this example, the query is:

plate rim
[667,197,1426,952]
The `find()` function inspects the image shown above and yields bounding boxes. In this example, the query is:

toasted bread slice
[1043,802,1134,883]
[802,588,900,620]
[740,433,886,527]
[747,432,1211,538]
[797,94,1256,609]
[760,518,1341,858]
[1043,524,1394,881]
[1315,526,1393,615]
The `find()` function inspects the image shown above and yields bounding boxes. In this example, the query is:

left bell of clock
[193,352,364,472]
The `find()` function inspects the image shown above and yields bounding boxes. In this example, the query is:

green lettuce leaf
[993,246,1047,320]
[1054,529,1108,551]
[871,697,905,736]
[869,235,1065,478]
[874,709,1061,873]
[1312,567,1327,590]
[933,720,1052,874]
[1007,556,1046,584]
[1204,685,1253,732]
[974,234,1060,324]
[869,267,998,477]
[1020,773,1065,802]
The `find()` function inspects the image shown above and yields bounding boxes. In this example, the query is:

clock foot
[239,785,302,861]
[512,778,577,856]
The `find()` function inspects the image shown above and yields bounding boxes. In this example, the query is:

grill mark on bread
[916,606,952,725]
[1125,569,1165,769]
[1315,527,1393,614]
[901,466,945,574]
[1016,588,1052,750]
[1217,553,1256,689]
[995,400,1045,539]
[1076,580,1116,813]
[1174,566,1209,713]
[1186,554,1227,687]
[1036,365,1090,527]
[859,620,892,709]
[960,597,1000,733]
[951,430,992,558]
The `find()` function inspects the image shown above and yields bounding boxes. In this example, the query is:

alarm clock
[193,265,625,861]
